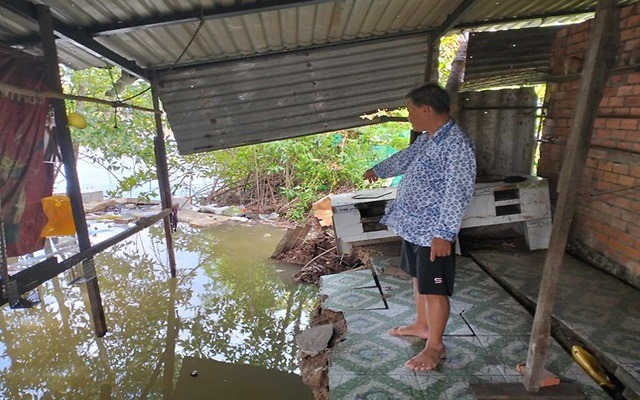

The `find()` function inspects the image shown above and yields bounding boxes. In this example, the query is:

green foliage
[62,66,411,220]
[205,120,411,220]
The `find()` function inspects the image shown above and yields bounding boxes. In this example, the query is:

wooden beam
[58,209,171,271]
[151,75,177,278]
[0,209,171,307]
[36,4,107,337]
[0,0,148,80]
[435,0,478,38]
[522,0,619,392]
[89,0,338,37]
[471,382,586,399]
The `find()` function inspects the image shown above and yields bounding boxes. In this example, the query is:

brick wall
[538,3,640,289]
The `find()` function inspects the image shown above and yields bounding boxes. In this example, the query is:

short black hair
[406,83,450,114]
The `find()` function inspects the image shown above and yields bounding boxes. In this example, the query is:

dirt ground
[272,217,361,285]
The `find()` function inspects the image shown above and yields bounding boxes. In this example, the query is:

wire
[590,183,640,197]
[120,12,206,103]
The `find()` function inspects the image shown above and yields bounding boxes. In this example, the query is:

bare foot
[387,324,429,339]
[405,346,446,371]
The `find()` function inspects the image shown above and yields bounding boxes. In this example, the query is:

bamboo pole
[522,0,619,392]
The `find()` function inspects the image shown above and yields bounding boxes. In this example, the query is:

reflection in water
[0,223,318,399]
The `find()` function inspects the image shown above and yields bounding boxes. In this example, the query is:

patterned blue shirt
[372,119,476,247]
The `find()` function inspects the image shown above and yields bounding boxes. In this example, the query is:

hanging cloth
[0,46,54,257]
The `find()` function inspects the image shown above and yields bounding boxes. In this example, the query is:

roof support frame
[0,0,149,79]
[435,0,478,38]
[90,0,338,37]
[521,0,619,392]
[36,3,108,337]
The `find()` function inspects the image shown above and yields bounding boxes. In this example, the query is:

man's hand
[430,237,452,262]
[363,168,379,183]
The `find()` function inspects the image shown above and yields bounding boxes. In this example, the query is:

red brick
[605,118,623,129]
[599,97,609,108]
[622,4,636,18]
[624,38,640,51]
[618,141,633,151]
[620,119,638,130]
[598,160,614,172]
[599,107,614,115]
[630,165,640,178]
[626,14,640,28]
[594,118,607,128]
[612,163,630,175]
[609,96,625,107]
[619,174,636,186]
[626,242,640,260]
[621,28,636,41]
[610,129,627,140]
[627,130,639,141]
[603,171,619,183]
[610,74,624,85]
[609,238,626,252]
[617,84,635,96]
[628,73,640,84]
[624,95,640,107]
[615,107,631,115]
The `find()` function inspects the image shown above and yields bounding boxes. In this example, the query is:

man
[363,83,476,371]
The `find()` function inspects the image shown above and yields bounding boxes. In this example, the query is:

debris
[272,218,359,284]
[296,324,334,357]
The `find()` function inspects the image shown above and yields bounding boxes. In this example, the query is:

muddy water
[0,223,318,399]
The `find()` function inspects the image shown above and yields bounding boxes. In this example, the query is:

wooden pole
[150,74,177,277]
[522,0,619,392]
[35,4,107,337]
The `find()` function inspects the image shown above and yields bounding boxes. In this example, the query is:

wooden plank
[471,383,587,399]
[272,224,312,257]
[36,4,107,337]
[522,0,619,392]
[0,209,170,307]
[151,75,177,277]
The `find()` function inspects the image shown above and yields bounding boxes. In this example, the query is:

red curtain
[0,46,54,257]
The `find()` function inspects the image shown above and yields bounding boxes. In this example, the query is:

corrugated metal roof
[2,0,639,151]
[462,26,562,91]
[158,33,429,154]
[5,0,636,71]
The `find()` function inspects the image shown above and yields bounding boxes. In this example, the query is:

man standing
[363,83,476,371]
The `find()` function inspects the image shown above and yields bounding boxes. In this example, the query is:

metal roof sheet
[158,33,429,154]
[2,0,639,151]
[462,26,562,91]
[5,0,636,71]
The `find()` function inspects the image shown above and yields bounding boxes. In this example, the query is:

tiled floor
[472,249,640,399]
[321,253,623,400]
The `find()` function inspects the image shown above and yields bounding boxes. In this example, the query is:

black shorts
[400,240,455,296]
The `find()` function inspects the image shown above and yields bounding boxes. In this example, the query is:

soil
[272,217,361,285]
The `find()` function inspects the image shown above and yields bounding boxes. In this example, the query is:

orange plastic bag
[41,195,76,237]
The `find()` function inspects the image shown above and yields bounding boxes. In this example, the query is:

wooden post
[150,75,177,277]
[35,5,107,337]
[522,0,618,392]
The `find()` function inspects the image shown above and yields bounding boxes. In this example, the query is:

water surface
[0,222,318,399]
